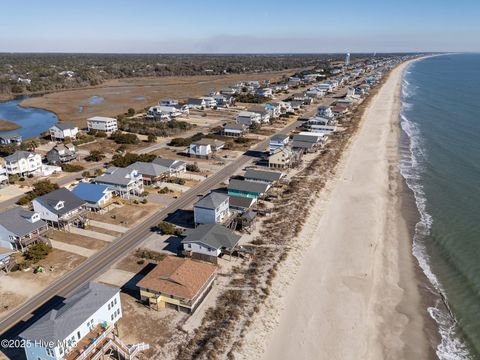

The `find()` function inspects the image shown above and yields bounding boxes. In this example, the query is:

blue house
[227,179,270,199]
[72,183,114,211]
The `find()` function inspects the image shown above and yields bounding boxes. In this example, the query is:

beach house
[0,134,22,145]
[95,167,144,198]
[182,223,241,263]
[268,147,301,169]
[244,169,284,184]
[186,139,225,159]
[19,282,148,360]
[222,122,248,137]
[193,192,230,226]
[292,133,325,153]
[269,134,290,153]
[71,182,114,212]
[49,123,79,141]
[159,98,179,106]
[46,143,77,165]
[0,159,8,184]
[227,179,270,199]
[236,111,262,127]
[32,188,87,229]
[126,161,168,185]
[137,256,217,313]
[4,150,42,176]
[87,116,118,133]
[248,105,271,123]
[151,158,186,176]
[0,207,49,251]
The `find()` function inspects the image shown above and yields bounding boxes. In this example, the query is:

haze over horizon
[1,0,479,53]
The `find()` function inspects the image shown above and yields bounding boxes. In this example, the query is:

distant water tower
[345,52,350,66]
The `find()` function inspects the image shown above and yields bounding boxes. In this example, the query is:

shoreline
[235,58,434,359]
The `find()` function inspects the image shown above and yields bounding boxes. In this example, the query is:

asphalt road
[0,119,300,336]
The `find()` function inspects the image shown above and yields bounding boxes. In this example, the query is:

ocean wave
[399,74,471,360]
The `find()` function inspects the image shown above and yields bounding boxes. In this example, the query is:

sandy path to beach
[237,60,432,360]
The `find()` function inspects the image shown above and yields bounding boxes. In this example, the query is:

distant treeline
[0,53,361,97]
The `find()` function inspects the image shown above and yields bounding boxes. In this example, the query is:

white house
[0,207,49,251]
[194,192,230,226]
[87,116,118,133]
[269,134,290,154]
[201,97,217,108]
[255,88,273,97]
[0,160,8,184]
[95,167,144,198]
[152,158,187,175]
[236,111,261,127]
[316,106,334,119]
[146,105,183,120]
[19,282,147,360]
[71,182,114,212]
[187,139,225,159]
[49,123,79,141]
[159,98,179,106]
[4,151,42,176]
[182,224,241,262]
[32,188,87,228]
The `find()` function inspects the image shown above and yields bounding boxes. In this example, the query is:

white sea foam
[399,67,471,360]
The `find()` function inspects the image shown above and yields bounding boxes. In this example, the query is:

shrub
[157,187,171,194]
[235,137,250,144]
[82,171,91,178]
[167,177,185,185]
[141,198,148,204]
[85,150,105,162]
[109,131,139,144]
[61,163,84,172]
[186,163,200,172]
[127,108,135,116]
[110,153,155,167]
[24,242,52,263]
[73,133,96,146]
[147,134,157,143]
[156,221,182,236]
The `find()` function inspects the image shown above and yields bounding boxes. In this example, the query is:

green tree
[147,134,157,143]
[85,149,105,162]
[127,108,135,116]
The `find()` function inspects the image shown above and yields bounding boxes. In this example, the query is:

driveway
[50,240,96,257]
[69,227,117,242]
[89,220,129,233]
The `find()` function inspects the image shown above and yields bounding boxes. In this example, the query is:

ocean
[400,53,480,359]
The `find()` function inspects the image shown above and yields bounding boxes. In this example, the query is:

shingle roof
[152,157,185,170]
[182,224,241,250]
[228,179,269,194]
[244,169,283,183]
[292,140,315,149]
[95,167,139,186]
[4,150,36,163]
[0,207,47,237]
[72,183,110,204]
[228,195,256,210]
[20,282,119,343]
[194,192,228,210]
[34,188,85,216]
[270,134,289,142]
[293,134,322,143]
[52,122,77,131]
[136,257,216,300]
[127,161,166,178]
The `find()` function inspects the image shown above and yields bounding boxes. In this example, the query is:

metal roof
[72,183,110,204]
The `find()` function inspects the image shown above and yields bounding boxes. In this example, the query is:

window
[111,314,114,321]
[46,348,54,356]
[114,298,117,305]
[77,331,81,339]
[108,303,110,310]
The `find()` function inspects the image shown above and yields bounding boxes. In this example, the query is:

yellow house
[137,256,217,314]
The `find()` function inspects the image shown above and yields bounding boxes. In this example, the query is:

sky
[1,0,479,53]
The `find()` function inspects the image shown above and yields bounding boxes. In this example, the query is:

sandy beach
[237,60,434,360]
